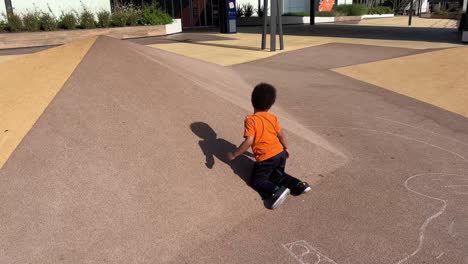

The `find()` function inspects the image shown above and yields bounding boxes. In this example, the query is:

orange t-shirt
[244,112,284,162]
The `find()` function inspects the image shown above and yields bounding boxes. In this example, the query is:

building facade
[2,0,367,28]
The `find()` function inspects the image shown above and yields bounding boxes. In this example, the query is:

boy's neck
[254,108,270,114]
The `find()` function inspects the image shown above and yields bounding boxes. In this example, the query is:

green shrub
[368,6,393,15]
[349,4,368,15]
[111,9,128,27]
[126,7,142,26]
[256,5,264,17]
[382,6,394,14]
[97,10,111,28]
[334,4,351,15]
[433,9,449,16]
[236,4,245,17]
[244,3,254,17]
[284,11,310,16]
[0,19,6,32]
[79,9,96,29]
[39,12,57,31]
[367,7,378,14]
[5,13,23,32]
[335,4,368,16]
[316,11,335,17]
[59,12,77,29]
[22,11,41,31]
[140,4,172,25]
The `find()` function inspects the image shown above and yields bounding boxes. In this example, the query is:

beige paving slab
[148,31,459,66]
[148,33,323,66]
[334,46,468,118]
[0,37,97,169]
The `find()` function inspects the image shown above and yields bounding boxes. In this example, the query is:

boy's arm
[277,130,290,158]
[227,136,254,161]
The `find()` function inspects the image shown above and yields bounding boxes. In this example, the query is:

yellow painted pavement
[0,55,25,64]
[0,37,97,169]
[334,46,468,118]
[358,17,459,28]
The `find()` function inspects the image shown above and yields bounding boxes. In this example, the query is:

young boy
[227,83,311,209]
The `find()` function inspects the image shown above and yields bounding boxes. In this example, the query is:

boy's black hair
[251,83,276,111]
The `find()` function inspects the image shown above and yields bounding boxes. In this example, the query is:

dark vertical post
[270,0,277,51]
[4,0,13,14]
[261,0,268,49]
[204,0,208,25]
[278,0,284,50]
[310,0,315,25]
[408,0,413,25]
[172,0,175,16]
[258,0,261,16]
[180,0,184,25]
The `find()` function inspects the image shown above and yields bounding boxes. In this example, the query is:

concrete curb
[361,14,395,19]
[0,19,182,50]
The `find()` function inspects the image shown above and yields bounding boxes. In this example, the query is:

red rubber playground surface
[0,34,467,263]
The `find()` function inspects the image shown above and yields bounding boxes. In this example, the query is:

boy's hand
[284,148,290,159]
[227,152,236,161]
[228,137,253,162]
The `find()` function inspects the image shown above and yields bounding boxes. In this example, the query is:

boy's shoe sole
[270,188,290,209]
[302,186,312,194]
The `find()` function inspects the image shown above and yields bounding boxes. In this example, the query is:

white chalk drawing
[436,253,444,259]
[283,121,468,263]
[396,173,468,264]
[283,240,337,264]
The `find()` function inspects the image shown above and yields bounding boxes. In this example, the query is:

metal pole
[270,0,277,51]
[261,0,268,49]
[408,0,413,25]
[278,0,284,50]
[310,0,315,25]
[180,0,184,25]
[172,0,175,17]
[204,0,207,26]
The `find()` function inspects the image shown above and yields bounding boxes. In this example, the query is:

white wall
[404,0,429,13]
[236,0,311,16]
[421,0,429,13]
[336,0,352,5]
[283,0,309,13]
[9,0,111,16]
[235,0,353,16]
[1,1,6,18]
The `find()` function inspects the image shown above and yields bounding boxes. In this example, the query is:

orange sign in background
[318,0,335,12]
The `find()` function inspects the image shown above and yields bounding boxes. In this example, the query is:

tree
[4,0,13,14]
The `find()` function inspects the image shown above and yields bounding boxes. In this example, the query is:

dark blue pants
[250,151,301,199]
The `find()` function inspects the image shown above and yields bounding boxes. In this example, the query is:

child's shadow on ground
[190,122,254,185]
